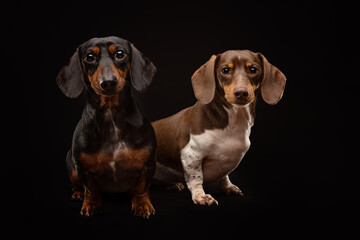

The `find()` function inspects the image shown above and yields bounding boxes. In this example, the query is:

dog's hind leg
[218,175,243,196]
[152,161,185,191]
[165,183,185,192]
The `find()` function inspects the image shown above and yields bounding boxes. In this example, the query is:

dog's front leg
[80,178,102,216]
[131,170,155,218]
[181,145,218,206]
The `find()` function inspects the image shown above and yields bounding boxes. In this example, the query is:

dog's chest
[184,107,252,182]
[79,110,148,193]
[80,142,150,193]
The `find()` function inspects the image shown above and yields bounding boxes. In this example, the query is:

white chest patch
[181,106,252,183]
[104,109,120,142]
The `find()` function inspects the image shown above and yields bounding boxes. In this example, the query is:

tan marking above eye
[91,47,100,55]
[228,63,234,68]
[108,45,117,54]
[246,62,252,67]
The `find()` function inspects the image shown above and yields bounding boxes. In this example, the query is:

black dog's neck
[85,81,129,108]
[84,86,144,128]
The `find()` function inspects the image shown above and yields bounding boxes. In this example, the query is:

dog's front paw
[132,200,156,218]
[192,192,218,206]
[80,201,103,216]
[71,190,84,201]
[220,184,244,196]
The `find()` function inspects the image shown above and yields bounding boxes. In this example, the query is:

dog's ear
[191,55,217,104]
[130,43,157,93]
[56,49,84,98]
[257,53,286,105]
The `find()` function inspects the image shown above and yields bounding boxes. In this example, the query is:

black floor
[23,149,346,238]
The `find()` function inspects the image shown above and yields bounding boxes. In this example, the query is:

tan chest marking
[79,148,151,173]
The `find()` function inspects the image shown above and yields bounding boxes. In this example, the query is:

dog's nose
[100,76,117,91]
[233,87,249,100]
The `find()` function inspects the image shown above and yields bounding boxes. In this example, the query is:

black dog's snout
[100,76,117,91]
[233,87,249,100]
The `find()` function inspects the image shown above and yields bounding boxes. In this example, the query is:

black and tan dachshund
[56,36,157,218]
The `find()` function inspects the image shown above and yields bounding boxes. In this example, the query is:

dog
[152,50,286,205]
[56,36,157,217]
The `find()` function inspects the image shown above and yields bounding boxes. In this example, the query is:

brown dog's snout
[100,76,117,92]
[233,87,249,101]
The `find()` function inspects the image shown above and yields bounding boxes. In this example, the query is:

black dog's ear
[191,55,217,104]
[56,49,84,98]
[130,43,157,93]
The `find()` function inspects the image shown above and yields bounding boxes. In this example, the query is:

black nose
[233,87,249,100]
[100,76,117,91]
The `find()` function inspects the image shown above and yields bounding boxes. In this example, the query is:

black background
[3,1,357,238]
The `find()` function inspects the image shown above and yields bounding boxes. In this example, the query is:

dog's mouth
[232,101,252,108]
[99,90,118,97]
[225,95,253,108]
[90,86,118,97]
[234,99,252,106]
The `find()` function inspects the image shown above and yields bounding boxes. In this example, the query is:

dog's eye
[221,67,230,74]
[249,67,259,74]
[115,50,125,60]
[84,53,95,63]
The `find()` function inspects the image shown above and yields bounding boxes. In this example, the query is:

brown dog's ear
[191,55,217,104]
[257,53,286,105]
[130,43,157,93]
[56,50,84,98]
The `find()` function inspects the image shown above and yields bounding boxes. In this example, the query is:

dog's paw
[220,184,244,196]
[192,193,218,206]
[132,201,156,219]
[165,183,185,192]
[71,190,84,201]
[80,201,103,216]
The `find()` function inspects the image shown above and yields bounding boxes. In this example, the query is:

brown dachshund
[152,50,286,205]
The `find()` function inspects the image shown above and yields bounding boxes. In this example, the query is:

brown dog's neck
[191,87,256,134]
[204,93,230,126]
[189,90,229,135]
